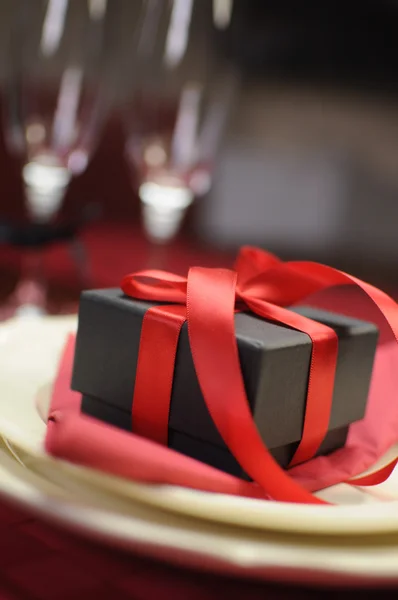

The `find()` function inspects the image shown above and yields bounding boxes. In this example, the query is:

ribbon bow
[121,246,398,505]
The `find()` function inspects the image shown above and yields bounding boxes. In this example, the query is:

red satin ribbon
[121,246,398,504]
[131,304,186,445]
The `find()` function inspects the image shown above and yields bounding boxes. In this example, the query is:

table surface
[1,223,397,598]
[1,499,398,600]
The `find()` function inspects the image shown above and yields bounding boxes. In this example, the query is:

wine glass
[2,0,113,316]
[121,0,238,246]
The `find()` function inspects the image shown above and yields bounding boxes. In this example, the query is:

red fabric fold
[46,337,269,500]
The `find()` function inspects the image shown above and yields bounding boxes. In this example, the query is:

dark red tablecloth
[2,499,398,600]
[0,220,233,289]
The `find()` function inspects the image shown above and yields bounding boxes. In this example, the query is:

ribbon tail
[289,261,398,489]
[242,296,338,467]
[347,458,398,487]
[187,266,328,505]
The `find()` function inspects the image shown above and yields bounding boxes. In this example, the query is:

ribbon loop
[234,245,281,286]
[238,265,322,307]
[289,261,398,345]
[121,270,187,304]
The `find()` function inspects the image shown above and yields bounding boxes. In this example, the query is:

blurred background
[1,0,398,315]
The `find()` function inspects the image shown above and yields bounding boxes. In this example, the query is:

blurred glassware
[121,0,238,244]
[2,0,113,316]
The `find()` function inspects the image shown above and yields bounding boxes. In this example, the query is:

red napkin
[46,335,267,499]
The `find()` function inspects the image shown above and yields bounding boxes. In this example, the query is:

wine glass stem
[12,168,70,317]
[14,249,47,317]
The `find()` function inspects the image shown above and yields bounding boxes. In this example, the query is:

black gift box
[72,289,378,478]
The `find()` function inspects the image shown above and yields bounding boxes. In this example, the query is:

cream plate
[3,438,398,587]
[1,315,398,585]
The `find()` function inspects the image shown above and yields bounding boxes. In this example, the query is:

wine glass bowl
[1,0,112,316]
[4,0,109,222]
[121,0,238,243]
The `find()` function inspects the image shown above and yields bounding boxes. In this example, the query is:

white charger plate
[2,314,398,585]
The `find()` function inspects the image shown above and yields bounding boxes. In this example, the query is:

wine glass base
[139,181,193,243]
[14,304,47,318]
[0,279,48,321]
[0,300,46,322]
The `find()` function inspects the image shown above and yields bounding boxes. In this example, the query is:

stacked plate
[1,314,398,587]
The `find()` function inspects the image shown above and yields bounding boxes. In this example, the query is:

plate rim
[1,442,398,588]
